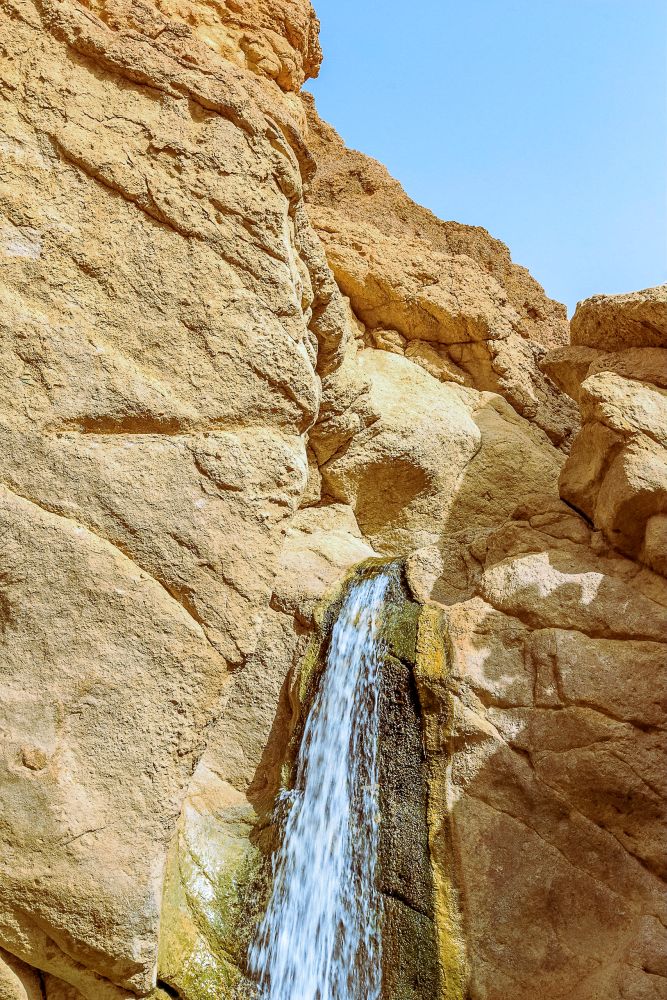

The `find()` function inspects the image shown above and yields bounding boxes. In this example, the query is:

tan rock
[571,285,667,350]
[303,94,569,349]
[138,0,322,92]
[321,350,479,552]
[481,333,578,447]
[312,207,519,345]
[308,339,377,465]
[592,436,667,568]
[300,445,323,506]
[529,628,667,727]
[559,421,624,519]
[404,340,471,385]
[539,344,602,399]
[431,502,667,999]
[42,980,85,1000]
[451,392,565,530]
[587,346,667,387]
[405,543,477,607]
[0,949,43,1000]
[542,343,667,400]
[310,209,578,445]
[41,976,166,1000]
[0,0,348,990]
[563,423,667,571]
[341,294,368,344]
[579,371,667,447]
[320,349,564,555]
[643,513,667,577]
[0,486,225,995]
[558,289,667,575]
[302,102,579,449]
[480,535,667,641]
[372,328,407,354]
[0,0,337,669]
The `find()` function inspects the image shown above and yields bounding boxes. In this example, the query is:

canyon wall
[1,0,665,997]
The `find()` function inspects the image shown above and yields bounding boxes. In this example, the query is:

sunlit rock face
[550,286,667,575]
[301,95,579,451]
[407,496,667,999]
[1,0,664,996]
[0,0,339,993]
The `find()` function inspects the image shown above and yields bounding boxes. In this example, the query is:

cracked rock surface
[1,0,665,996]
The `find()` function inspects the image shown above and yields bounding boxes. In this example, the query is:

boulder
[321,349,563,554]
[560,291,667,575]
[571,285,667,350]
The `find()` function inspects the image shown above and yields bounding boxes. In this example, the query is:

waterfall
[249,567,396,1000]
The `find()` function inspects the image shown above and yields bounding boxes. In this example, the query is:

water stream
[249,566,396,1000]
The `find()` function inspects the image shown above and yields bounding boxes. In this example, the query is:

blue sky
[306,0,667,314]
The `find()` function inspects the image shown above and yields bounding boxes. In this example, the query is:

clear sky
[305,0,667,314]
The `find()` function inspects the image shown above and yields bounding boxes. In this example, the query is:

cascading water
[249,566,397,1000]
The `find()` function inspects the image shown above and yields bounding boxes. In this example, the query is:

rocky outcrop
[0,0,347,992]
[127,0,323,93]
[1,0,664,997]
[407,496,667,999]
[302,98,569,350]
[302,98,579,450]
[570,286,667,351]
[547,286,667,575]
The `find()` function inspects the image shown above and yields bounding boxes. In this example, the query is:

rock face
[549,286,667,575]
[1,0,664,997]
[408,497,667,999]
[1,0,336,992]
[570,286,667,351]
[303,99,579,451]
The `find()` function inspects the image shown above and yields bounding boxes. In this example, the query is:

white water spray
[249,567,396,1000]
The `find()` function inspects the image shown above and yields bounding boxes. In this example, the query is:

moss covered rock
[157,775,268,1000]
[156,560,467,1000]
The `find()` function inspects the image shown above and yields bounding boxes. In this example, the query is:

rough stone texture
[539,344,606,400]
[302,97,569,350]
[571,285,667,351]
[1,0,665,997]
[0,484,235,997]
[0,949,43,1000]
[558,287,667,575]
[128,0,323,93]
[302,98,579,450]
[541,344,667,401]
[407,496,667,1000]
[0,0,349,993]
[321,349,563,554]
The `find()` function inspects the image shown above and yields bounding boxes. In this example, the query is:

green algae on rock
[156,560,467,1000]
[157,782,269,1000]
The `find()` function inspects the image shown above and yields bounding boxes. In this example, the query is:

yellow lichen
[415,606,468,1000]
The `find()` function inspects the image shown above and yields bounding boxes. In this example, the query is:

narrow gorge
[0,0,665,998]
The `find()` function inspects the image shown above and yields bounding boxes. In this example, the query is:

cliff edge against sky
[0,0,665,997]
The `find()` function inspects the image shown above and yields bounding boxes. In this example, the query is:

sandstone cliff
[1,0,665,998]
